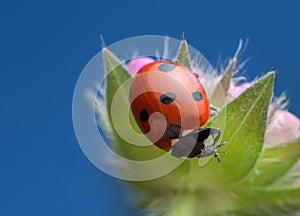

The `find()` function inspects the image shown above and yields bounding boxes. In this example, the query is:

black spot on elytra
[160,92,176,104]
[165,124,182,139]
[192,91,203,101]
[139,109,149,122]
[158,63,176,72]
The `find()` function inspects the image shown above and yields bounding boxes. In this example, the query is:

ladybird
[129,60,226,162]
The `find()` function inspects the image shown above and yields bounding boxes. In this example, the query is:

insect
[129,60,226,164]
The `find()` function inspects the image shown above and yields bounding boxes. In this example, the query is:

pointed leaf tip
[103,48,132,114]
[176,40,191,70]
[103,48,129,75]
[211,58,237,107]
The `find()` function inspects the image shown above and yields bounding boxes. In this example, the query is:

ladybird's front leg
[200,128,227,162]
[213,141,227,162]
[207,127,221,145]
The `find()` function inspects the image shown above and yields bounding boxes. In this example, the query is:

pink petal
[127,57,155,76]
[227,82,253,102]
[265,110,300,146]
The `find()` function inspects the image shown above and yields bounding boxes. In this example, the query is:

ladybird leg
[186,127,220,147]
[210,105,218,117]
[172,128,226,159]
[210,105,218,112]
[213,142,228,162]
[216,141,227,148]
[214,150,228,162]
[197,129,227,163]
[193,73,199,78]
[187,128,217,158]
[207,127,221,146]
[214,153,222,162]
[198,127,226,148]
[172,128,210,159]
[210,111,218,117]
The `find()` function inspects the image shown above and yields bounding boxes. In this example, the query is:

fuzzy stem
[166,193,198,216]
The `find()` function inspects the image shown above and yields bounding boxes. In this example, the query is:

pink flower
[227,82,253,102]
[127,57,154,75]
[265,110,300,146]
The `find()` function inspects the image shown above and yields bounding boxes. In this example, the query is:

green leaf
[239,139,300,187]
[231,187,300,215]
[175,40,191,70]
[103,48,163,160]
[211,58,237,108]
[188,72,275,185]
[103,48,132,114]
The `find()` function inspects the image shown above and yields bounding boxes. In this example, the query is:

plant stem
[166,192,198,216]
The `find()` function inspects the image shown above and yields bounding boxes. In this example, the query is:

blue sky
[1,0,299,215]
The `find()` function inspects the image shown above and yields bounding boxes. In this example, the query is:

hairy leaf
[239,139,300,187]
[231,187,300,215]
[103,48,163,160]
[188,72,275,185]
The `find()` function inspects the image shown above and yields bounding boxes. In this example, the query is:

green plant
[90,40,300,216]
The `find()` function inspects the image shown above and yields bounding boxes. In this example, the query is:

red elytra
[129,60,210,152]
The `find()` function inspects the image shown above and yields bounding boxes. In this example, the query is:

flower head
[89,38,300,216]
[127,56,154,75]
[265,110,300,145]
